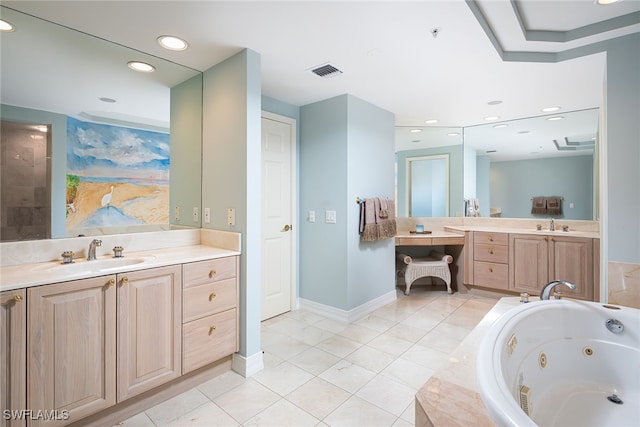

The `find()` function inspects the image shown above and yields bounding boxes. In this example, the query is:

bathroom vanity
[0,231,240,427]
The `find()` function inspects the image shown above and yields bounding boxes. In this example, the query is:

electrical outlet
[227,208,235,226]
[174,206,180,221]
[204,207,211,223]
[193,207,199,222]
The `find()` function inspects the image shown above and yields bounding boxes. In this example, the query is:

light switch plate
[204,207,211,223]
[193,207,199,222]
[227,208,236,226]
[325,210,337,224]
[308,210,315,222]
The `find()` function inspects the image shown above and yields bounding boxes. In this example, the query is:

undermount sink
[37,256,154,275]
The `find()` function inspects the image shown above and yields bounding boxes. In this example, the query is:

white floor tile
[243,399,320,427]
[323,395,398,427]
[212,380,280,424]
[355,375,416,416]
[288,347,341,375]
[145,388,209,425]
[318,359,376,394]
[252,361,314,396]
[165,402,239,426]
[285,377,351,420]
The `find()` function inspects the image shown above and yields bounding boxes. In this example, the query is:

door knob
[282,224,292,232]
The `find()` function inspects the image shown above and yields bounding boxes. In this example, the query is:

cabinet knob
[14,294,23,303]
[209,292,217,301]
[209,326,217,335]
[209,270,217,278]
[489,267,493,273]
[488,237,494,242]
[489,249,494,254]
[121,276,129,284]
[107,278,115,287]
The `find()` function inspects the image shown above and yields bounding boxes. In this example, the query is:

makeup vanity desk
[395,230,466,293]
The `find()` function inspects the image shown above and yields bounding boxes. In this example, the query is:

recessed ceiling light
[157,35,188,51]
[547,116,564,121]
[127,61,156,72]
[411,140,421,143]
[0,19,15,32]
[542,106,561,112]
[484,116,500,121]
[447,132,460,137]
[485,150,497,154]
[410,129,422,133]
[518,130,531,134]
[487,100,502,105]
[493,124,508,129]
[597,0,620,4]
[99,97,117,103]
[425,119,438,124]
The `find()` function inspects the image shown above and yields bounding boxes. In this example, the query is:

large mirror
[464,108,599,220]
[0,6,202,242]
[395,126,464,217]
[395,109,599,220]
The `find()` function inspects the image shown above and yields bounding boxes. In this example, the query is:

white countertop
[443,225,599,239]
[0,244,240,292]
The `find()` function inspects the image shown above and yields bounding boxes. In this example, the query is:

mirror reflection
[395,126,464,217]
[0,6,203,242]
[464,108,599,220]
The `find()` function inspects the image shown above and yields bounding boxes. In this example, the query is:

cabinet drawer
[474,261,509,290]
[474,232,508,246]
[183,257,237,288]
[474,243,509,263]
[183,278,237,323]
[182,308,238,374]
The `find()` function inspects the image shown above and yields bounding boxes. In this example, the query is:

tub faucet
[88,239,102,260]
[540,280,576,300]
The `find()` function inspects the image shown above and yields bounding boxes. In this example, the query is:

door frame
[261,111,298,314]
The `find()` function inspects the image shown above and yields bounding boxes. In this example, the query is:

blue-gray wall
[606,33,640,263]
[300,94,395,311]
[202,49,262,358]
[490,155,593,219]
[476,155,491,217]
[396,144,464,217]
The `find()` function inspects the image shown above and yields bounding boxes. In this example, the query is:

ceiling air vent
[310,63,343,78]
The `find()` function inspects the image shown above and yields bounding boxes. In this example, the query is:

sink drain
[607,394,623,405]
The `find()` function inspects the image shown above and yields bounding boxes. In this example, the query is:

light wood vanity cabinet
[465,231,596,301]
[1,289,27,427]
[472,232,510,290]
[116,265,182,401]
[510,233,594,300]
[27,276,117,427]
[4,255,237,426]
[182,257,239,374]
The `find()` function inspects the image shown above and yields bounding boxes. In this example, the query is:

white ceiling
[2,1,639,154]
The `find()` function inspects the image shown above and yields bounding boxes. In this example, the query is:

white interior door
[261,114,295,321]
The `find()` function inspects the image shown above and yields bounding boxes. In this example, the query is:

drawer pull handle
[209,326,217,335]
[14,295,23,303]
[209,292,217,301]
[121,276,129,284]
[209,270,217,278]
[107,278,115,287]
[489,237,494,242]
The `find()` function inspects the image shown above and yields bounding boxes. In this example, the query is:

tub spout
[540,280,576,300]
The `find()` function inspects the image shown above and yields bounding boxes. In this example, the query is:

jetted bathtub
[476,299,640,427]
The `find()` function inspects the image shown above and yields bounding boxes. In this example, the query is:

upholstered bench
[397,250,453,295]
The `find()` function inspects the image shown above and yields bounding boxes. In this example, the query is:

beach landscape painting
[66,117,170,235]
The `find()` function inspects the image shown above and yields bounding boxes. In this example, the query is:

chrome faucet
[549,218,555,231]
[540,280,576,300]
[88,239,102,260]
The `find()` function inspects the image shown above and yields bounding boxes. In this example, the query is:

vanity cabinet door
[548,236,594,301]
[1,289,26,427]
[117,265,182,402]
[509,234,549,295]
[27,277,116,427]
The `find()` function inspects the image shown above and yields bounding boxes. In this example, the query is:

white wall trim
[298,290,397,323]
[231,350,264,378]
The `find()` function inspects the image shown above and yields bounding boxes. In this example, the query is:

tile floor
[116,287,498,427]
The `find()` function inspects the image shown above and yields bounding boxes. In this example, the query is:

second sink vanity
[0,229,241,427]
[396,217,600,301]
